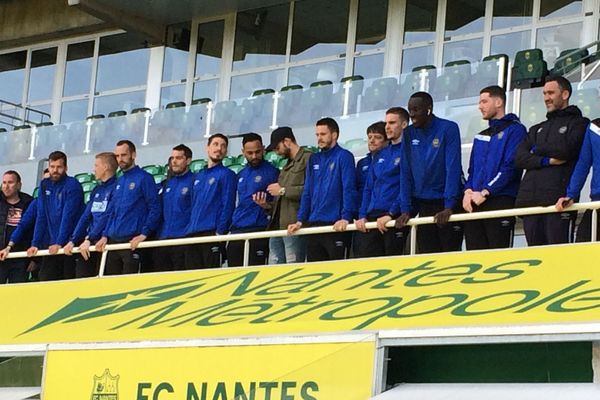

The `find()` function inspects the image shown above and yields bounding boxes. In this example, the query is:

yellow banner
[43,342,375,400]
[1,244,600,344]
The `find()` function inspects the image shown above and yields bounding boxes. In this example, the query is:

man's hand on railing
[63,241,75,256]
[79,239,91,260]
[0,247,10,261]
[395,213,411,229]
[287,221,302,235]
[95,237,108,252]
[355,218,367,232]
[26,246,38,257]
[130,234,147,250]
[48,244,61,255]
[333,219,348,232]
[463,190,474,213]
[555,197,574,211]
[434,208,453,226]
[377,215,392,233]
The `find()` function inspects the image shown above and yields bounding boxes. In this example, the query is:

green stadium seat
[252,88,275,97]
[277,85,303,126]
[36,122,54,127]
[363,77,399,112]
[154,174,167,184]
[116,169,124,177]
[552,48,589,76]
[75,173,95,183]
[340,75,364,114]
[131,107,151,114]
[84,191,92,204]
[265,151,283,163]
[166,101,186,109]
[343,138,368,155]
[86,114,105,120]
[191,98,212,106]
[301,145,319,154]
[300,81,334,120]
[190,159,207,173]
[33,187,39,198]
[108,110,127,118]
[434,60,471,101]
[511,48,548,89]
[399,65,436,104]
[276,158,288,169]
[142,164,164,175]
[228,164,244,174]
[0,128,6,133]
[13,125,31,131]
[81,181,98,193]
[474,54,509,89]
[222,156,237,167]
[235,154,247,165]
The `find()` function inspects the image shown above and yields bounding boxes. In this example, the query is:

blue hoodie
[103,166,161,241]
[33,175,84,248]
[400,115,463,213]
[159,170,194,239]
[70,176,117,244]
[298,143,358,224]
[567,121,600,201]
[231,160,279,232]
[186,163,237,235]
[360,142,402,218]
[465,113,527,198]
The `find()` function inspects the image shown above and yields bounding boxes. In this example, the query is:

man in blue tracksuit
[556,119,600,242]
[95,140,161,275]
[288,117,358,261]
[28,151,84,280]
[463,85,527,250]
[63,152,117,277]
[395,92,464,253]
[185,133,237,269]
[355,107,410,257]
[354,121,388,257]
[227,133,279,267]
[154,144,194,271]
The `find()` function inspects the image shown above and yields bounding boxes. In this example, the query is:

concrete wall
[0,0,110,50]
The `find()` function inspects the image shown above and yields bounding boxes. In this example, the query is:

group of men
[0,77,597,283]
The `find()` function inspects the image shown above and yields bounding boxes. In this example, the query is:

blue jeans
[269,236,306,264]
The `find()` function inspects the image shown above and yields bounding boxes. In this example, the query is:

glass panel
[402,46,434,74]
[35,121,86,159]
[445,0,485,37]
[93,90,145,116]
[160,84,185,108]
[61,99,89,123]
[0,51,27,104]
[491,30,531,61]
[233,4,289,71]
[404,0,438,44]
[493,0,533,30]
[356,0,387,51]
[289,60,345,87]
[443,38,483,64]
[536,22,582,68]
[291,0,349,61]
[28,47,57,102]
[193,79,218,102]
[196,20,224,78]
[96,33,150,92]
[163,22,191,82]
[353,54,384,79]
[64,41,94,97]
[230,69,285,99]
[541,0,582,19]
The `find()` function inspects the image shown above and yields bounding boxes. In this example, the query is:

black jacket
[515,105,589,207]
[0,192,33,250]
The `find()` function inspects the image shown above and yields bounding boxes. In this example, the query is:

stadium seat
[0,128,6,133]
[572,88,600,118]
[362,77,399,112]
[166,101,186,109]
[212,100,238,133]
[87,114,105,120]
[190,159,207,173]
[222,156,237,167]
[235,154,247,165]
[13,125,31,131]
[277,84,303,126]
[33,187,39,198]
[301,145,319,154]
[81,181,98,193]
[228,164,244,174]
[276,158,288,169]
[36,122,54,127]
[84,191,92,204]
[142,164,164,175]
[191,98,212,106]
[300,80,334,121]
[264,151,283,164]
[108,110,127,118]
[343,138,368,155]
[434,60,471,101]
[75,173,95,183]
[131,107,151,114]
[473,54,509,90]
[552,48,589,76]
[340,75,364,115]
[154,174,167,184]
[399,65,436,105]
[512,48,548,89]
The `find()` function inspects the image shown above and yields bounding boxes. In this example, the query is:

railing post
[84,118,92,154]
[28,126,37,160]
[141,110,151,146]
[410,225,417,255]
[205,101,213,138]
[98,250,108,277]
[592,209,598,242]
[243,239,250,267]
[341,80,351,119]
[270,92,280,130]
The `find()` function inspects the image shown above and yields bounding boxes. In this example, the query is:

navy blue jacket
[103,166,161,241]
[186,163,237,235]
[231,160,279,232]
[567,121,600,201]
[298,144,358,224]
[10,198,44,248]
[400,115,463,212]
[465,113,527,198]
[33,175,84,248]
[356,154,372,208]
[360,142,402,218]
[159,170,194,239]
[70,176,117,244]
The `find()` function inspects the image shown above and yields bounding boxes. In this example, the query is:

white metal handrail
[4,201,600,275]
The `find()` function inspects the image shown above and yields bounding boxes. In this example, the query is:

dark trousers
[0,259,28,284]
[105,239,141,275]
[307,231,351,262]
[154,245,189,272]
[75,252,100,278]
[413,199,463,254]
[464,196,515,250]
[227,238,269,267]
[354,219,409,258]
[184,232,224,269]
[523,212,576,246]
[39,255,76,281]
[575,209,600,242]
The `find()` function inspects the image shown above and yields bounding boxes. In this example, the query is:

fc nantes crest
[91,369,119,400]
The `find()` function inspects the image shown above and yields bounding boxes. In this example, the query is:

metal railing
[3,201,600,277]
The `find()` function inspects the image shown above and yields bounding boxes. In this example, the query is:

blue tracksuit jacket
[464,113,527,198]
[186,163,237,235]
[567,121,600,200]
[158,170,194,239]
[400,115,463,213]
[33,175,84,248]
[70,176,117,244]
[298,143,358,224]
[10,198,45,247]
[231,160,279,232]
[360,142,402,218]
[103,166,161,241]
